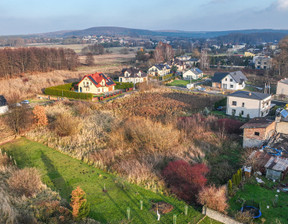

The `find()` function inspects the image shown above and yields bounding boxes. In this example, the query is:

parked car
[20,100,30,104]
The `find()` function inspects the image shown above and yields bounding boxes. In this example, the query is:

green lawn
[166,80,190,87]
[229,182,288,223]
[2,138,221,224]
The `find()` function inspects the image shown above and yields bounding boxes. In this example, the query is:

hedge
[115,81,134,90]
[159,73,173,81]
[44,83,93,100]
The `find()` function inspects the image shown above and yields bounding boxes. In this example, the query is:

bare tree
[200,49,209,70]
[85,53,95,66]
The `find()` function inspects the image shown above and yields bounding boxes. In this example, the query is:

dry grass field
[0,48,135,100]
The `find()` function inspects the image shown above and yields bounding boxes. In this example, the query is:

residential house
[275,109,288,135]
[173,59,185,72]
[77,72,116,94]
[226,91,272,118]
[211,71,247,90]
[253,56,272,69]
[176,55,191,61]
[241,118,276,148]
[276,78,288,96]
[119,68,147,84]
[184,58,200,67]
[0,95,8,114]
[183,68,203,80]
[148,64,171,76]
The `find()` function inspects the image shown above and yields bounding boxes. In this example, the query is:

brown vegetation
[33,105,48,126]
[8,168,42,197]
[54,113,83,136]
[198,185,228,213]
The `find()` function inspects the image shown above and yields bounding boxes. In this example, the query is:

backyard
[166,80,190,87]
[2,138,221,224]
[229,179,288,224]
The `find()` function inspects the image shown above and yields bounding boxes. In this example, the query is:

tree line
[0,47,78,79]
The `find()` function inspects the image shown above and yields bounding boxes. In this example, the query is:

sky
[0,0,288,35]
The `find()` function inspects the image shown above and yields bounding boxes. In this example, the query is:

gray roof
[212,71,247,84]
[229,71,248,84]
[187,68,203,75]
[228,91,271,100]
[0,95,7,106]
[154,64,170,70]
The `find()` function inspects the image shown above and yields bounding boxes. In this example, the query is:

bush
[0,152,10,166]
[198,185,228,213]
[44,83,93,100]
[214,98,227,109]
[234,211,253,223]
[8,168,42,197]
[54,113,83,136]
[70,186,90,220]
[217,118,244,134]
[115,81,134,90]
[33,105,48,126]
[162,161,209,202]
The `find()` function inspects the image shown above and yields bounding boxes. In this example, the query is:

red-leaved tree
[162,160,209,202]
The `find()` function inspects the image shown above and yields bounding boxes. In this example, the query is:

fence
[202,206,242,224]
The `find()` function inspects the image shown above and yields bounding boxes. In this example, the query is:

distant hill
[42,26,288,40]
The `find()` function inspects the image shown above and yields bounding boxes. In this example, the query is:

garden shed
[264,156,288,181]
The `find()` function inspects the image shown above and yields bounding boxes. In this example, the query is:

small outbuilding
[265,156,288,181]
[0,95,8,114]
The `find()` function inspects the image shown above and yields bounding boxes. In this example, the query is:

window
[230,79,233,82]
[242,102,245,107]
[232,109,236,115]
[230,85,234,88]
[240,110,244,115]
[232,101,237,106]
[255,132,260,136]
[225,78,227,81]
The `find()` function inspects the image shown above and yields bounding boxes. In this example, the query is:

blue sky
[0,0,288,35]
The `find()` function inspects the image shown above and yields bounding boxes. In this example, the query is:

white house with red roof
[77,72,116,94]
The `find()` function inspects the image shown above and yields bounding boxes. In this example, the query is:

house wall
[148,66,170,76]
[221,75,245,90]
[183,70,202,80]
[78,77,114,94]
[0,105,8,114]
[212,82,221,88]
[276,122,288,134]
[276,81,288,96]
[119,76,147,83]
[226,96,271,118]
[243,122,276,148]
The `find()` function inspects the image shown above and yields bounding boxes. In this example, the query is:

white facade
[226,94,272,118]
[148,66,170,76]
[221,74,245,90]
[183,70,203,80]
[276,78,288,96]
[119,71,147,83]
[78,77,114,94]
[0,105,8,114]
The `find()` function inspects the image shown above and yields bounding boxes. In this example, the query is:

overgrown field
[2,138,221,224]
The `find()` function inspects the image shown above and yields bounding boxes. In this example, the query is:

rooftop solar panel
[280,109,288,118]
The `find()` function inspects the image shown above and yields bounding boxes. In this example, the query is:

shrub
[234,211,253,223]
[228,179,233,196]
[44,83,93,100]
[33,105,48,126]
[0,152,10,167]
[198,185,229,213]
[115,81,134,90]
[162,160,209,202]
[8,168,42,197]
[216,118,244,134]
[54,113,83,136]
[70,186,90,220]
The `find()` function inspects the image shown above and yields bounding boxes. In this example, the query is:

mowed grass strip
[166,80,190,87]
[3,138,221,224]
[229,183,288,223]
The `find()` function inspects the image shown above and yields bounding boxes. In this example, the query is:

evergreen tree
[228,179,233,196]
[70,186,90,220]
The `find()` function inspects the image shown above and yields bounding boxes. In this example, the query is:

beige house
[148,64,171,76]
[253,56,272,69]
[276,78,288,96]
[77,72,115,94]
[183,68,203,80]
[226,91,272,118]
[119,68,147,83]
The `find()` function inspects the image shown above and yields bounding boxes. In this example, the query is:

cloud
[276,0,288,10]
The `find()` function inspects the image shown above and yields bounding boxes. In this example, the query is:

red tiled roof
[78,72,116,88]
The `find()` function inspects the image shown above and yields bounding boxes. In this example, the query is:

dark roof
[211,71,247,84]
[0,95,7,106]
[121,67,147,78]
[228,91,271,100]
[211,72,229,83]
[240,118,275,129]
[186,68,203,75]
[154,64,170,70]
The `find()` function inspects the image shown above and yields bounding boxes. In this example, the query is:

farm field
[229,181,288,224]
[2,138,221,224]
